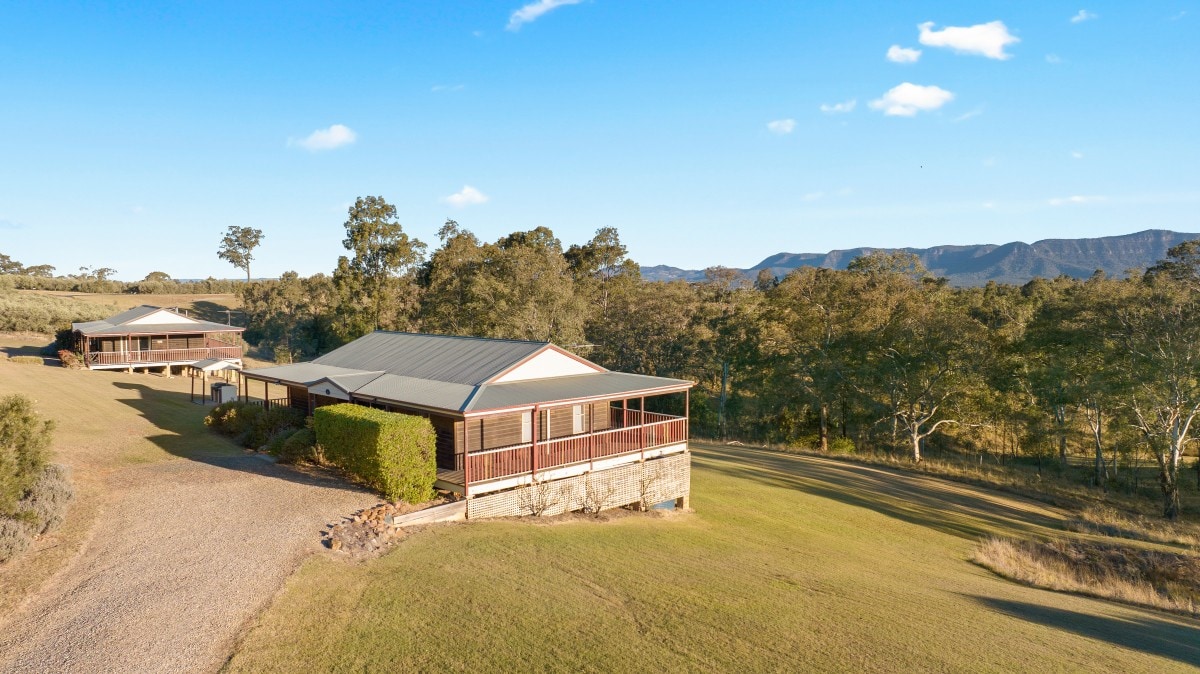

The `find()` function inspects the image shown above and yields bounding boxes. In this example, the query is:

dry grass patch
[1066,505,1200,550]
[973,536,1200,617]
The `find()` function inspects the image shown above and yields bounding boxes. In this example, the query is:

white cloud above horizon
[886,45,922,63]
[766,118,796,134]
[1070,10,1097,23]
[289,124,357,151]
[1072,150,1084,159]
[432,84,465,92]
[820,99,856,114]
[869,83,954,116]
[443,185,490,207]
[1049,194,1105,206]
[918,21,1020,60]
[1046,53,1063,64]
[506,0,582,31]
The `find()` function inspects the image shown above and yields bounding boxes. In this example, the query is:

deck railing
[464,414,688,484]
[87,346,242,365]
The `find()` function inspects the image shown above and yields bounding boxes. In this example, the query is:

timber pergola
[241,331,693,497]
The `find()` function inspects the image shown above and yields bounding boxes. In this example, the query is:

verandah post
[531,406,540,482]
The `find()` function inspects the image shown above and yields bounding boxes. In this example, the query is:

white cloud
[1049,195,1105,206]
[819,99,856,114]
[432,84,465,93]
[802,192,824,202]
[1170,11,1188,21]
[983,157,997,168]
[289,124,357,151]
[766,118,796,134]
[982,201,997,209]
[918,21,1020,60]
[869,83,954,116]
[886,45,922,63]
[1070,10,1097,23]
[443,185,490,208]
[1071,150,1084,159]
[506,0,582,31]
[1045,53,1062,64]
[834,187,853,197]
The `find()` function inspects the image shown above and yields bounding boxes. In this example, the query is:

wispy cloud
[506,0,582,31]
[952,107,984,123]
[766,118,796,134]
[869,83,954,117]
[288,124,357,151]
[886,45,922,63]
[819,99,856,114]
[0,218,21,230]
[1170,10,1188,21]
[432,84,465,93]
[918,21,1020,60]
[1049,195,1105,206]
[1045,53,1063,64]
[443,185,490,208]
[1070,9,1097,23]
[802,192,824,202]
[1071,150,1084,159]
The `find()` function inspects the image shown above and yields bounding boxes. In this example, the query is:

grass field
[225,443,1200,672]
[12,289,241,323]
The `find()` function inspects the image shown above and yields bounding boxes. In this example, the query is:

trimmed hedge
[314,403,436,503]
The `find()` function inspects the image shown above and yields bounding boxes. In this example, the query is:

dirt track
[0,454,375,674]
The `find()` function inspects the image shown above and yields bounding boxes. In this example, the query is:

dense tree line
[238,197,1200,519]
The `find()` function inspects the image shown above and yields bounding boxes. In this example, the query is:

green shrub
[246,406,304,448]
[205,402,304,450]
[0,394,52,517]
[829,437,856,455]
[272,427,319,464]
[9,356,42,365]
[314,403,436,503]
[57,350,82,369]
[0,518,32,564]
[17,463,73,535]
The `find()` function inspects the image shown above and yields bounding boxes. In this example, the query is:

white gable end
[492,349,602,383]
[126,309,199,326]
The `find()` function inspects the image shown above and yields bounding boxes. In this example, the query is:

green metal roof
[243,331,692,414]
[73,305,242,335]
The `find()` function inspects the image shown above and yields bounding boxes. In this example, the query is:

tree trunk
[1055,404,1067,469]
[819,402,829,453]
[910,425,922,463]
[1161,466,1181,520]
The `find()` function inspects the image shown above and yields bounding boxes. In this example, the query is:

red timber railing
[87,346,242,365]
[464,410,688,484]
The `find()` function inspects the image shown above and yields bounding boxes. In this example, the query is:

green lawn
[225,443,1200,673]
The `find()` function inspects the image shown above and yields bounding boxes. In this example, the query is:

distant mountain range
[641,229,1200,287]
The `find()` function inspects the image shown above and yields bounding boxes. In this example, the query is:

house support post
[531,405,540,482]
[264,380,269,410]
[640,395,646,462]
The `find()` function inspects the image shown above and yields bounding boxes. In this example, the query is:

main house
[71,305,244,371]
[241,332,693,518]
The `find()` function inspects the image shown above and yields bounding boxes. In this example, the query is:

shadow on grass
[972,595,1200,667]
[110,380,369,494]
[692,444,1066,541]
[190,300,237,325]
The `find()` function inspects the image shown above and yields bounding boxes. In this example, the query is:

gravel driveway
[0,453,377,674]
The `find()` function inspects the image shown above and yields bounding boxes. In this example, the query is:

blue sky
[1,1,1197,280]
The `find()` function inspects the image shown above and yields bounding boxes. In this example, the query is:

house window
[572,405,584,435]
[521,411,533,444]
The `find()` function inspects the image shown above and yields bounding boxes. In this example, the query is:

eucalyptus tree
[419,220,488,336]
[217,225,265,282]
[332,196,426,340]
[1112,271,1200,518]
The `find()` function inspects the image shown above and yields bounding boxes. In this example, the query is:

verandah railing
[464,415,688,483]
[87,346,242,365]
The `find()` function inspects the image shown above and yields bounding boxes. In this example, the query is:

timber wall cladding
[466,453,690,519]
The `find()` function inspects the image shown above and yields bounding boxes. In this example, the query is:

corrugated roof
[243,362,376,385]
[72,305,242,335]
[75,320,243,336]
[311,332,549,386]
[466,372,691,412]
[244,331,693,414]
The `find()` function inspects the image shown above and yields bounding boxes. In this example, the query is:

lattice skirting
[466,452,690,519]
